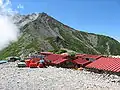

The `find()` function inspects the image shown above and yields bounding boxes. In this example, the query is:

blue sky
[11,0,120,41]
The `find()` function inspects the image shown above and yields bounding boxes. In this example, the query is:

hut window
[86,58,89,60]
[86,58,95,61]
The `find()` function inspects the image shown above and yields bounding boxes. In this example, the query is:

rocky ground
[0,62,120,90]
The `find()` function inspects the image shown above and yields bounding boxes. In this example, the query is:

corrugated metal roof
[73,58,91,65]
[45,54,60,62]
[86,57,120,72]
[82,54,103,60]
[53,59,68,64]
[45,54,68,63]
[76,54,86,58]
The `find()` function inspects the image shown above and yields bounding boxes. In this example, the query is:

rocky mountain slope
[0,12,120,59]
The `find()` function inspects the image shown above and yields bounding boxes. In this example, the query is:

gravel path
[0,62,120,90]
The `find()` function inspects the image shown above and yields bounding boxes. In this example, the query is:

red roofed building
[86,57,120,72]
[45,54,76,68]
[44,54,68,65]
[44,53,103,68]
[73,58,91,67]
[76,54,86,58]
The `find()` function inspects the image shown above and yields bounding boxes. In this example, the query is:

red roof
[45,54,68,63]
[45,54,60,62]
[76,54,86,58]
[53,58,68,64]
[82,54,103,60]
[86,57,120,72]
[40,52,53,55]
[73,58,91,65]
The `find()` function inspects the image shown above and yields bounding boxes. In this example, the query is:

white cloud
[0,0,20,50]
[0,0,3,6]
[0,15,19,49]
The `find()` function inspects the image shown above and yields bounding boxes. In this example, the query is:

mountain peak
[41,12,48,16]
[0,13,120,59]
